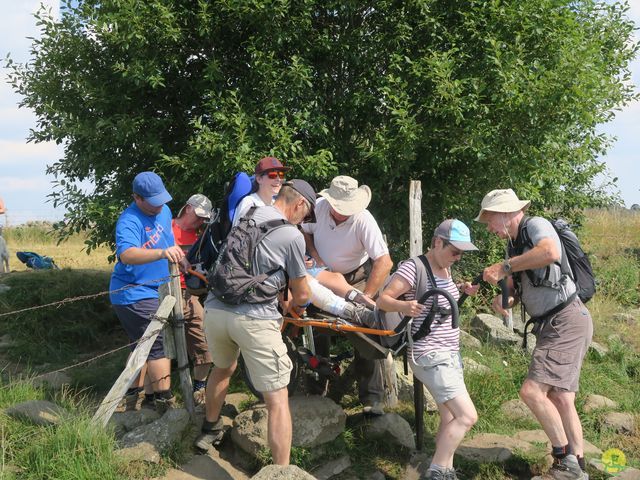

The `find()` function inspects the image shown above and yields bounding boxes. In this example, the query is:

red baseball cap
[254,156,291,175]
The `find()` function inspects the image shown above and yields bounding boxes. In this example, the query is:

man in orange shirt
[172,194,214,404]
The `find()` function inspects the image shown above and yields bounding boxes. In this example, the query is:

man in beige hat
[302,175,393,415]
[172,194,214,405]
[477,189,592,480]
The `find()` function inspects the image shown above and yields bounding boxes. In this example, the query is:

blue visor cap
[434,219,478,251]
[133,171,172,207]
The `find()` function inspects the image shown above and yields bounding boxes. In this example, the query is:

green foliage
[591,252,640,306]
[5,0,637,252]
[0,269,121,365]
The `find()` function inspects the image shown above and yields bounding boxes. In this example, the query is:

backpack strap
[411,254,453,342]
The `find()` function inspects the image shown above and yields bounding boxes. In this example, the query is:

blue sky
[1,1,638,224]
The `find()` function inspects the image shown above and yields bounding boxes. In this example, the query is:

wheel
[240,334,300,401]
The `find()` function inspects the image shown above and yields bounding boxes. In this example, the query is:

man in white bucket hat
[302,175,393,416]
[477,189,592,480]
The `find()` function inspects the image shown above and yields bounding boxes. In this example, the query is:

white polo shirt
[301,197,389,274]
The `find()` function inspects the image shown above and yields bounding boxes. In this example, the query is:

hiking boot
[154,395,177,415]
[532,455,587,480]
[140,394,155,410]
[193,387,206,407]
[363,400,385,417]
[115,390,143,412]
[194,418,224,450]
[345,289,375,309]
[422,468,447,480]
[445,468,459,480]
[343,303,376,327]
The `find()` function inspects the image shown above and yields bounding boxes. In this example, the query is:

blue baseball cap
[434,219,478,251]
[132,172,172,207]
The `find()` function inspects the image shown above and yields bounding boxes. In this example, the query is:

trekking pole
[457,273,483,307]
[498,278,513,331]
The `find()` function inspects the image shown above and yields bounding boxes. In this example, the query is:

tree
[7,0,637,253]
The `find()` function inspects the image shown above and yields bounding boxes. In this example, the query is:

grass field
[1,221,112,272]
[0,210,638,479]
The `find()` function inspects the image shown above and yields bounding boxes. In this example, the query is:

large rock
[589,341,609,357]
[232,396,346,457]
[513,430,602,455]
[120,408,190,451]
[463,357,491,374]
[500,399,537,423]
[109,408,161,438]
[393,359,437,412]
[4,400,65,426]
[601,412,636,435]
[161,452,251,480]
[459,330,481,349]
[251,465,316,479]
[470,314,522,347]
[32,371,72,390]
[582,394,618,413]
[223,392,252,418]
[458,433,535,463]
[115,442,161,464]
[589,459,640,479]
[312,455,351,480]
[364,412,416,450]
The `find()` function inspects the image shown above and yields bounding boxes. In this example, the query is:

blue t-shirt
[109,203,175,305]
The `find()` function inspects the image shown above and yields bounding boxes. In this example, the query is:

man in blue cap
[110,171,186,413]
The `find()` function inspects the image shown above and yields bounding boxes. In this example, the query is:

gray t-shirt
[205,205,307,319]
[518,217,576,317]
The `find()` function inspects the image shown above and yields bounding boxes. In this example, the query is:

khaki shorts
[528,298,593,392]
[410,350,467,404]
[203,307,292,393]
[183,291,212,366]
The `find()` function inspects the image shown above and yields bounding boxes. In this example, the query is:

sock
[202,418,222,432]
[552,444,570,460]
[144,393,154,403]
[193,379,207,391]
[154,389,173,400]
[125,386,143,396]
[308,277,349,316]
[577,455,586,471]
[429,464,446,473]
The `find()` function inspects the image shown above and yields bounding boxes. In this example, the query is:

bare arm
[483,237,559,285]
[302,232,325,267]
[119,245,185,265]
[377,275,425,318]
[363,253,393,297]
[288,276,311,315]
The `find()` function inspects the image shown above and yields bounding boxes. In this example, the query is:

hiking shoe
[140,394,155,410]
[532,454,587,480]
[343,303,376,327]
[422,468,447,480]
[363,400,385,417]
[194,418,224,450]
[445,468,459,480]
[154,395,177,415]
[193,387,206,407]
[345,289,375,309]
[115,390,143,412]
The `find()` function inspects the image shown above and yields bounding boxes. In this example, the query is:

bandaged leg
[308,276,375,326]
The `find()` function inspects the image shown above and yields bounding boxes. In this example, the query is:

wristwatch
[502,259,512,275]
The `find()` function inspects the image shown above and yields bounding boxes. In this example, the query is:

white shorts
[410,350,467,404]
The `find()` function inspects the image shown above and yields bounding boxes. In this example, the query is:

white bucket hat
[475,189,530,222]
[319,176,371,216]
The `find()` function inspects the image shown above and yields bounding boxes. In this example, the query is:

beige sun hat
[475,189,530,222]
[319,176,372,216]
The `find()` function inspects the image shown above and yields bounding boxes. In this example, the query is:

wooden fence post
[92,295,176,427]
[409,180,425,451]
[169,263,195,419]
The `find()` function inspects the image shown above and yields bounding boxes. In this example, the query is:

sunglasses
[264,170,286,180]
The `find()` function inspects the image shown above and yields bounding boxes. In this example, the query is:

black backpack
[512,216,596,304]
[207,206,294,304]
[184,172,253,293]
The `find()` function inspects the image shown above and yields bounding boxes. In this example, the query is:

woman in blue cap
[377,219,479,480]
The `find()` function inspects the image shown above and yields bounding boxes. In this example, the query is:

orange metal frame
[284,310,397,337]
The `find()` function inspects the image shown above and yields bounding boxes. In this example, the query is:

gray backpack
[208,206,293,304]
